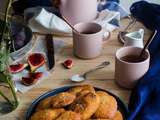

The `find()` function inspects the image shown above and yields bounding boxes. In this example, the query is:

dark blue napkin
[128,1,160,120]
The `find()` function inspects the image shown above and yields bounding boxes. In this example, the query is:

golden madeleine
[68,85,95,95]
[89,111,123,120]
[88,118,112,120]
[87,118,111,120]
[76,89,92,100]
[69,92,100,120]
[36,97,53,111]
[112,111,123,120]
[30,108,65,120]
[51,92,76,108]
[56,111,81,120]
[93,91,117,119]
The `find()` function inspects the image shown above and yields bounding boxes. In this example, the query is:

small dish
[10,21,33,61]
[25,86,128,120]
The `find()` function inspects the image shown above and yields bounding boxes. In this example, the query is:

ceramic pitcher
[124,29,144,48]
[59,0,98,25]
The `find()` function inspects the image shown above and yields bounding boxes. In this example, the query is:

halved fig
[21,72,43,86]
[9,63,28,73]
[30,72,43,80]
[21,77,38,86]
[63,59,73,69]
[28,53,45,72]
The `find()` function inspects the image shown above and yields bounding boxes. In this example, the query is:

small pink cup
[115,46,150,89]
[73,22,110,59]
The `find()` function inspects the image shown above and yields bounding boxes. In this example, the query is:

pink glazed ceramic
[73,22,104,59]
[115,47,150,89]
[59,0,98,25]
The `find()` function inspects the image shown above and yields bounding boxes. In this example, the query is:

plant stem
[0,12,13,18]
[0,84,9,88]
[0,0,12,43]
[6,76,18,107]
[0,0,19,109]
[0,90,13,106]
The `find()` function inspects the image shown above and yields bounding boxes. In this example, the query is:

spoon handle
[139,30,157,58]
[124,16,136,31]
[61,15,79,33]
[83,61,110,78]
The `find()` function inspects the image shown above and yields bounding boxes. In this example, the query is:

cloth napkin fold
[24,8,120,35]
[11,36,65,93]
[128,1,160,120]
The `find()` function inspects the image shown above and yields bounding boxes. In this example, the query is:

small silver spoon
[118,15,137,44]
[139,30,157,58]
[70,61,110,82]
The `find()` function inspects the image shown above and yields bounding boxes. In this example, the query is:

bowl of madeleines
[26,85,128,120]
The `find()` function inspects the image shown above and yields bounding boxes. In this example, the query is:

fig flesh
[63,59,73,69]
[28,53,45,72]
[9,63,28,73]
[21,72,43,86]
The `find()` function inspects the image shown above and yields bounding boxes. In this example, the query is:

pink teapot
[54,0,99,25]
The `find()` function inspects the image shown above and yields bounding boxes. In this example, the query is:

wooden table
[0,19,151,120]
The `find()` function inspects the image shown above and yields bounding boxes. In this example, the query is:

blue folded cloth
[128,1,160,120]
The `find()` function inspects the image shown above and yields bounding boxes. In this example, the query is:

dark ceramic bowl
[25,86,128,120]
[10,21,33,60]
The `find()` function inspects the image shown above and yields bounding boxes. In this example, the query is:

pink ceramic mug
[115,46,150,89]
[59,0,98,25]
[73,22,110,59]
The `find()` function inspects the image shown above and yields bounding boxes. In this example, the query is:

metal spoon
[139,30,157,58]
[70,61,110,82]
[118,15,137,44]
[61,15,80,33]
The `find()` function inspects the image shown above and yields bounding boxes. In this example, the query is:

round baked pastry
[69,92,100,120]
[30,108,65,120]
[112,111,123,120]
[36,97,53,111]
[88,111,123,120]
[93,91,118,119]
[56,111,81,120]
[68,85,95,95]
[87,118,109,120]
[51,92,76,108]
